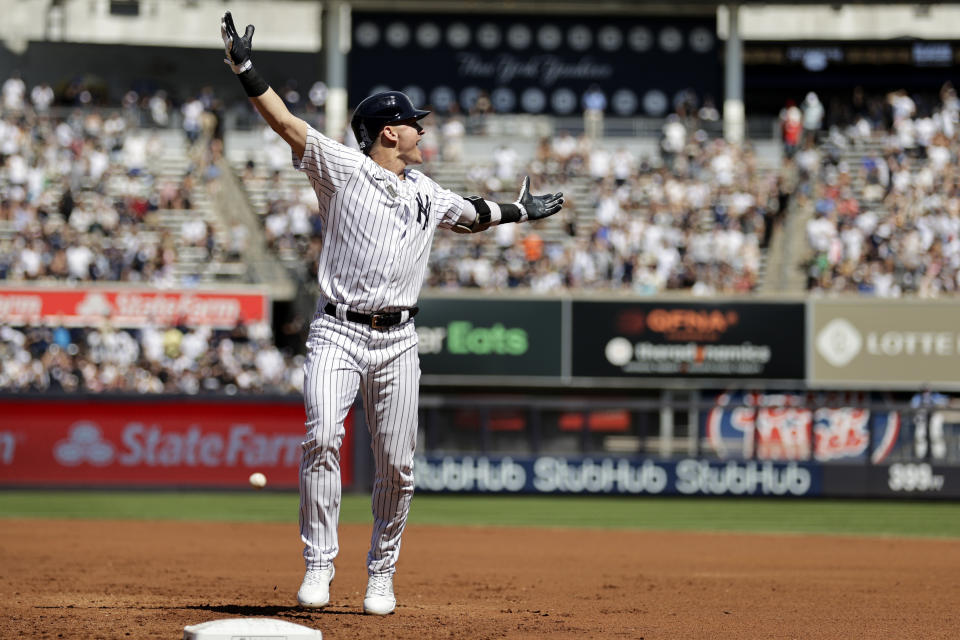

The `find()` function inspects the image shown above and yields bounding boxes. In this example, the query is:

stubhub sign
[414,455,819,496]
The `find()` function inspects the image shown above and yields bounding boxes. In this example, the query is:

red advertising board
[0,286,269,328]
[0,399,353,489]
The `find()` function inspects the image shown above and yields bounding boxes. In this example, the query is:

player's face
[393,118,425,165]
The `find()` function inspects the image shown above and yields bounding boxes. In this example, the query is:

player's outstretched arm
[221,11,307,158]
[454,176,564,233]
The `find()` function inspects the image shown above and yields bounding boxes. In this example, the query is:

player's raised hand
[515,176,564,221]
[221,11,255,74]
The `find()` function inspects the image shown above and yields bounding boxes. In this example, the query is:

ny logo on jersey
[415,193,430,230]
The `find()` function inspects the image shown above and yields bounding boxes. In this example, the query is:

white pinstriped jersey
[293,125,466,312]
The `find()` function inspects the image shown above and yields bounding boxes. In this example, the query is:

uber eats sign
[416,297,562,379]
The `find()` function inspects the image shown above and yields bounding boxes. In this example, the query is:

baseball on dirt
[248,472,267,490]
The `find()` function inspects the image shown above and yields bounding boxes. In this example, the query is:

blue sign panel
[414,455,821,496]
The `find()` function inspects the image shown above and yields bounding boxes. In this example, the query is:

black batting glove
[515,176,564,221]
[221,11,255,74]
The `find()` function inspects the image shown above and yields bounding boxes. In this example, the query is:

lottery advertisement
[810,299,960,389]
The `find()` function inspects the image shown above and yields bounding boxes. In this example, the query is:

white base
[183,617,322,640]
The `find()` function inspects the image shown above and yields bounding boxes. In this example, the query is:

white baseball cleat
[362,573,396,615]
[297,566,335,608]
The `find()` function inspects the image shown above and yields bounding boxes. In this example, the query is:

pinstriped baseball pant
[299,311,420,576]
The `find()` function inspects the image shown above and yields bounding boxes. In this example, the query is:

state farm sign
[0,399,354,489]
[0,286,269,328]
[53,422,301,468]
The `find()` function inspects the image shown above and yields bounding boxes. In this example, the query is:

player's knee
[303,416,345,445]
[377,457,414,488]
[301,436,342,470]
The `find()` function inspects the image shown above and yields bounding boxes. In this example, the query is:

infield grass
[1,490,959,538]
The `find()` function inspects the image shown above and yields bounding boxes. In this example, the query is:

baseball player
[221,12,563,615]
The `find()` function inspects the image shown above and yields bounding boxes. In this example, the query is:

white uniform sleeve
[432,182,468,229]
[292,125,365,204]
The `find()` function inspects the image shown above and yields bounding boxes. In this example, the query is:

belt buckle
[370,313,390,331]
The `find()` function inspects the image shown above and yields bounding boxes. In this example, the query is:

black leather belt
[323,303,418,330]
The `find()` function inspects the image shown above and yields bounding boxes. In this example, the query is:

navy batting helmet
[350,91,430,154]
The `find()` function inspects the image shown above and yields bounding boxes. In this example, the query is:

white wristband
[515,202,528,222]
[225,58,252,74]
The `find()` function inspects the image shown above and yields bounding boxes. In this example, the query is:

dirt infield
[2,518,958,639]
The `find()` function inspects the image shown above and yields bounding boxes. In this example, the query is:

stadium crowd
[425,122,772,294]
[801,83,960,296]
[0,74,245,286]
[2,71,781,296]
[6,76,960,299]
[0,320,303,395]
[5,69,960,395]
[245,106,777,295]
[0,73,293,395]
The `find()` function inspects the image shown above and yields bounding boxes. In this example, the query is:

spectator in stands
[2,71,26,112]
[440,110,465,162]
[182,95,205,144]
[582,84,606,140]
[550,129,578,169]
[493,144,519,184]
[148,91,171,127]
[802,91,824,143]
[780,99,803,158]
[888,89,916,127]
[660,114,686,170]
[698,96,721,123]
[29,82,54,113]
[308,81,327,111]
[609,147,634,186]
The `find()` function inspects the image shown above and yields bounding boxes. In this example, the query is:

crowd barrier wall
[3,296,960,497]
[2,393,957,498]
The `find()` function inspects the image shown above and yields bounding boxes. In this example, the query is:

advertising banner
[571,301,805,379]
[414,455,820,496]
[349,13,719,117]
[0,399,348,489]
[0,286,270,328]
[822,463,960,499]
[703,391,901,463]
[416,297,562,378]
[413,454,960,499]
[810,299,960,389]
